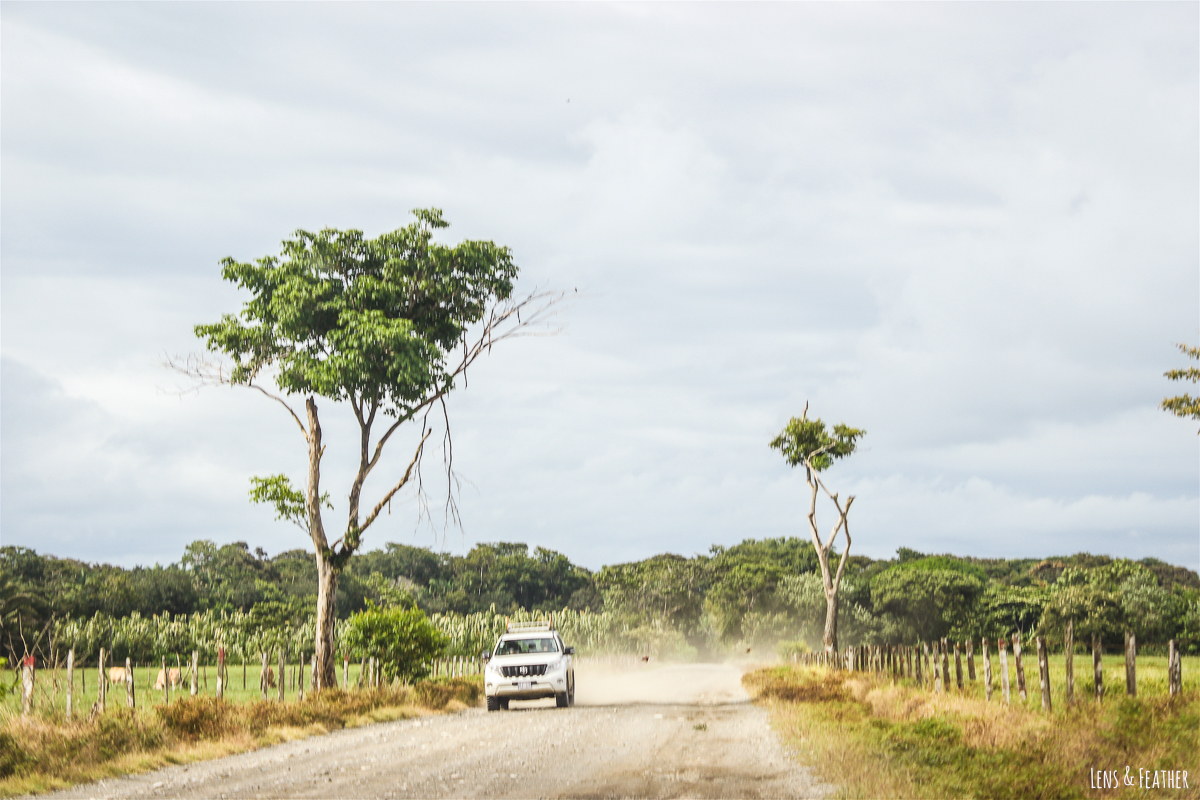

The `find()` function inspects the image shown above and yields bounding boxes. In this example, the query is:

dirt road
[40,662,829,799]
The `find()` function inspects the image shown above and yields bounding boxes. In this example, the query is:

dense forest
[3,538,1198,663]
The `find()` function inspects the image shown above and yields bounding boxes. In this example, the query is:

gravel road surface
[36,662,830,799]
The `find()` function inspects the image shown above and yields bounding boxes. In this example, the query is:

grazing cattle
[108,666,129,684]
[154,668,183,690]
[261,666,276,689]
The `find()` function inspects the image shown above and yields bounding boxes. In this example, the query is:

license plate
[517,681,532,690]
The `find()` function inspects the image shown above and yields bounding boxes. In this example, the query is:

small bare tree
[168,210,562,689]
[770,404,865,654]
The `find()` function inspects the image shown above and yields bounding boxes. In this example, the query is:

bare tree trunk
[314,553,338,691]
[805,467,854,655]
[822,590,839,654]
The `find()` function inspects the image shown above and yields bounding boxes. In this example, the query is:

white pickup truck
[483,620,575,711]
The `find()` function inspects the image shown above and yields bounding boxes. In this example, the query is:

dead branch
[360,429,433,534]
[162,353,308,439]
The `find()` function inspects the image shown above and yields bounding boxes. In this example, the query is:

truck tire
[487,696,502,712]
[556,690,569,708]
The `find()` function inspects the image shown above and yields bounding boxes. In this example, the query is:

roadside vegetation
[746,661,1199,800]
[0,677,481,797]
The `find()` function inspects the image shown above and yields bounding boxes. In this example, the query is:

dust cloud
[574,660,753,706]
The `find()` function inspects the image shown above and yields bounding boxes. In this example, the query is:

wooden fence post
[1035,637,1051,711]
[20,655,34,716]
[1124,631,1136,698]
[278,646,285,702]
[1169,640,1182,697]
[260,651,269,700]
[941,640,950,694]
[344,656,350,690]
[1064,620,1074,703]
[190,651,199,697]
[359,657,366,689]
[1092,634,1104,702]
[162,656,169,706]
[243,655,247,691]
[98,648,107,713]
[954,643,964,690]
[216,647,225,700]
[1171,642,1180,695]
[933,642,943,693]
[999,638,1010,705]
[982,638,992,701]
[967,641,976,682]
[921,642,930,686]
[1013,633,1027,701]
[66,652,75,719]
[126,657,136,709]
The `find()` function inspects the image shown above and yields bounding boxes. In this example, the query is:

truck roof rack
[505,617,554,633]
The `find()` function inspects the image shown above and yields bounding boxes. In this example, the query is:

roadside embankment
[0,678,481,797]
[745,664,1199,800]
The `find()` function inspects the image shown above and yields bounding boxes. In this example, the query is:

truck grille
[501,664,547,678]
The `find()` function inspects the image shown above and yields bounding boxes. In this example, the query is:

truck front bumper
[486,676,567,700]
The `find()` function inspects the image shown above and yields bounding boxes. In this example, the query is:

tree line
[4,539,1197,665]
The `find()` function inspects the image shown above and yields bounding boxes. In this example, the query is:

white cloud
[2,3,1196,571]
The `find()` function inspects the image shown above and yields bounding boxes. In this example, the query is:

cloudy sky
[2,3,1197,572]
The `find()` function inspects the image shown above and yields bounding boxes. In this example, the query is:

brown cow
[154,668,183,690]
[261,666,276,689]
[108,666,129,684]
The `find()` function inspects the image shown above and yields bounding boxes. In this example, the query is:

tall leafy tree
[770,404,865,654]
[1162,342,1200,432]
[870,558,986,642]
[175,209,556,688]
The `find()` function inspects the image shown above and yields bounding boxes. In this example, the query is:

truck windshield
[496,638,559,655]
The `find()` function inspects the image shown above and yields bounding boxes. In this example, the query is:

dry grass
[0,677,482,797]
[745,665,1200,800]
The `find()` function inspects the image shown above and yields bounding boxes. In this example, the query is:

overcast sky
[2,2,1197,573]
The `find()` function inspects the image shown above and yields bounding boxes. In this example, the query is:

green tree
[1161,342,1200,431]
[598,553,710,639]
[176,209,556,688]
[343,604,447,682]
[870,559,986,642]
[770,404,866,653]
[704,539,816,644]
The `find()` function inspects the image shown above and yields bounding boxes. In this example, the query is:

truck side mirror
[564,647,575,655]
[482,652,491,662]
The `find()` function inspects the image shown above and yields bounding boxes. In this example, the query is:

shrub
[343,604,447,682]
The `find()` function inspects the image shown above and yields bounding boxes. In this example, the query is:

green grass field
[1,659,435,717]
